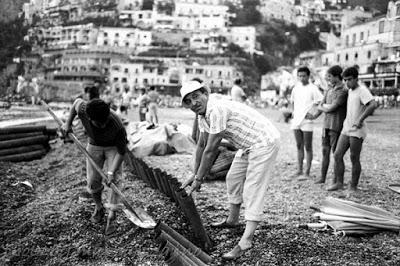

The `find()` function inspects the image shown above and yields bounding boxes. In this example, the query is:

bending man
[63,98,128,235]
[180,80,280,260]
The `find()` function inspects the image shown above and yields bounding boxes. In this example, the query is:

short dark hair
[86,99,110,123]
[191,77,203,83]
[342,66,359,78]
[149,86,155,91]
[87,86,100,100]
[327,65,343,80]
[297,66,310,76]
[234,78,241,85]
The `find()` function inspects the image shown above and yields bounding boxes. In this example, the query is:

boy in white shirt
[290,66,323,179]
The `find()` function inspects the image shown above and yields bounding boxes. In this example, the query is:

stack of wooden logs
[0,125,57,162]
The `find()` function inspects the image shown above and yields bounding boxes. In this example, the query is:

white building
[37,23,97,48]
[258,0,296,24]
[96,27,152,52]
[227,26,256,54]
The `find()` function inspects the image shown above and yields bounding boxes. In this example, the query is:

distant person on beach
[329,66,377,192]
[180,80,280,260]
[137,88,149,122]
[290,66,323,180]
[230,78,247,103]
[147,86,160,126]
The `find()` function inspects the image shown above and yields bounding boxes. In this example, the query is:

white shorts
[226,142,279,222]
[291,120,313,132]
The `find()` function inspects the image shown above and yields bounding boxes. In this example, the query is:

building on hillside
[189,32,227,54]
[302,0,400,90]
[96,27,152,53]
[340,6,373,32]
[119,10,155,28]
[51,49,124,84]
[360,57,400,89]
[108,56,242,94]
[117,0,143,11]
[109,58,170,92]
[32,23,98,49]
[173,0,230,30]
[258,0,296,25]
[226,26,256,54]
[181,63,242,90]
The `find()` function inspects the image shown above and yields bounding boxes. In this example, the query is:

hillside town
[1,0,396,105]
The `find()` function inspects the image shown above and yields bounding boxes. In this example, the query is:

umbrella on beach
[311,197,400,235]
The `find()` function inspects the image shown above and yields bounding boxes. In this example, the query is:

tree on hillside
[230,0,262,26]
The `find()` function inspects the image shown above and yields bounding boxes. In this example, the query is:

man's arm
[353,100,377,128]
[319,91,347,113]
[187,132,223,194]
[63,98,83,133]
[181,131,207,188]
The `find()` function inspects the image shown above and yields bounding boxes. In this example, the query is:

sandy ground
[1,105,400,265]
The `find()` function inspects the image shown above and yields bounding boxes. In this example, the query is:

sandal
[210,219,241,228]
[222,245,251,260]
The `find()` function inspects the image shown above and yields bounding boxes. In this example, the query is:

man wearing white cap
[180,80,280,260]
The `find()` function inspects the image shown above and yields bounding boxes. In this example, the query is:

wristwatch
[194,175,203,182]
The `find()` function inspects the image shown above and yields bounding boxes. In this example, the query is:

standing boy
[314,65,348,184]
[329,67,377,191]
[290,66,323,179]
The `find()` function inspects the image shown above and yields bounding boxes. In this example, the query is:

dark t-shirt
[77,101,127,155]
[322,83,348,132]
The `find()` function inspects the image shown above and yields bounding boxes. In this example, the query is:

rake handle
[40,100,140,218]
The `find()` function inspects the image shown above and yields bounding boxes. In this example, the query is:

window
[113,77,119,82]
[124,68,128,74]
[122,78,127,83]
[396,5,400,16]
[104,40,108,45]
[115,33,119,38]
[352,33,356,45]
[379,21,385,33]
[218,71,222,77]
[367,51,371,59]
[345,35,349,46]
[345,53,348,61]
[355,53,358,59]
[360,32,364,42]
[104,32,108,37]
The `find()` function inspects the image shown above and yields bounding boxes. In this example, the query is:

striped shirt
[198,98,280,150]
[77,101,127,155]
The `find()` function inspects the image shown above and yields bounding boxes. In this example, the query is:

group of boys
[290,65,377,191]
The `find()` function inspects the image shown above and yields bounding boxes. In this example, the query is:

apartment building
[53,49,124,81]
[108,56,242,92]
[96,27,152,52]
[33,23,98,48]
[227,26,256,54]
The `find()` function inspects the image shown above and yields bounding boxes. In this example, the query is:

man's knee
[322,145,330,156]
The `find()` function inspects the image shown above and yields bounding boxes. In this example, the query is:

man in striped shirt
[180,80,280,260]
[63,98,127,235]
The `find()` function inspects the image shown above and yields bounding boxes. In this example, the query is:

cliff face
[0,0,28,23]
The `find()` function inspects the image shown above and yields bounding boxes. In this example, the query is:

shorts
[322,129,340,152]
[291,120,313,132]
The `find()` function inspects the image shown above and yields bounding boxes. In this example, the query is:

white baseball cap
[180,80,209,106]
